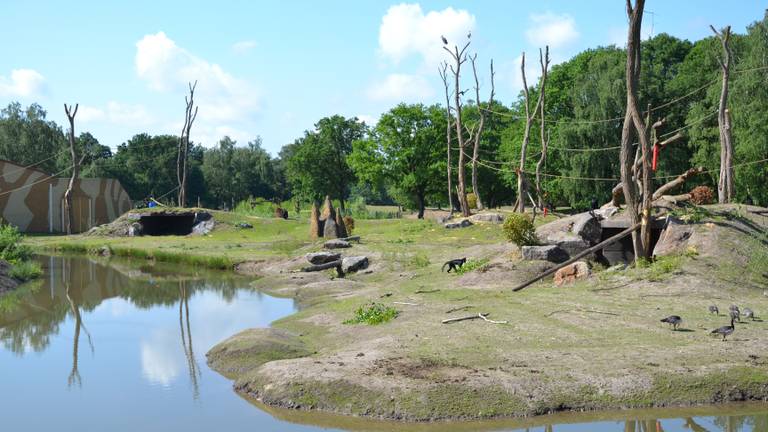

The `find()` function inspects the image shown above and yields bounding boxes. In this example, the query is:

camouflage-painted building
[0,159,131,233]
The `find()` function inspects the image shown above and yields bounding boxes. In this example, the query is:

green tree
[0,102,67,174]
[349,104,445,218]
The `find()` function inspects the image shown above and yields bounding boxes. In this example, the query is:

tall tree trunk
[178,81,198,208]
[416,192,425,219]
[439,63,455,213]
[470,56,495,212]
[621,0,650,261]
[534,47,550,209]
[517,50,547,213]
[710,25,734,203]
[443,41,472,217]
[63,104,79,235]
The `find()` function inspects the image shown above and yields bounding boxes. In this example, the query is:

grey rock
[236,222,253,229]
[470,213,504,223]
[191,218,215,235]
[444,219,473,229]
[305,251,342,265]
[324,239,351,249]
[605,263,627,273]
[653,217,693,257]
[572,213,602,245]
[323,216,339,239]
[341,256,369,273]
[545,231,590,257]
[128,222,143,237]
[521,245,569,263]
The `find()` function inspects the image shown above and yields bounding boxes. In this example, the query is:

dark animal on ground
[708,305,719,315]
[711,317,735,341]
[442,258,467,273]
[660,315,682,330]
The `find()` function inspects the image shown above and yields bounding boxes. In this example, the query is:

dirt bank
[206,205,768,421]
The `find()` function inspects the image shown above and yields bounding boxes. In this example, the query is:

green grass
[343,303,399,325]
[453,258,489,275]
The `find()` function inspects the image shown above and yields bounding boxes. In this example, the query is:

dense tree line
[0,12,765,213]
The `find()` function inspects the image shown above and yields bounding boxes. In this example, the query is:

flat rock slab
[572,213,602,245]
[653,217,693,256]
[444,219,473,229]
[324,239,351,249]
[470,213,504,223]
[521,245,570,263]
[305,251,342,265]
[341,256,369,273]
[554,261,591,286]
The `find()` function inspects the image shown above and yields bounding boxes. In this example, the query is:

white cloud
[231,40,258,54]
[525,12,579,49]
[366,74,434,102]
[134,32,260,143]
[77,102,152,126]
[509,53,542,94]
[355,114,377,126]
[378,3,476,67]
[0,69,47,98]
[606,24,654,47]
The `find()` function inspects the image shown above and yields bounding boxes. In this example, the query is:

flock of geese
[661,304,758,341]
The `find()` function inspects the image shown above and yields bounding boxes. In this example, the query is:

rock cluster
[310,196,347,239]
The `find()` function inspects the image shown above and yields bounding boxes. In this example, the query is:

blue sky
[0,1,764,155]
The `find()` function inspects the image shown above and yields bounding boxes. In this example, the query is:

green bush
[502,213,539,248]
[454,258,489,275]
[343,303,399,325]
[466,193,478,210]
[0,223,32,263]
[9,261,42,281]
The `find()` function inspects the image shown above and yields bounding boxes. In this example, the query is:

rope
[0,165,73,197]
[0,149,69,180]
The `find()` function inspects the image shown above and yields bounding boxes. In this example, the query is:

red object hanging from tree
[652,143,660,171]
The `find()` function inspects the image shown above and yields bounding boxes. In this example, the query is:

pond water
[0,255,765,432]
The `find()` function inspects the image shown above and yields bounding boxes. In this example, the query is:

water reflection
[0,255,766,432]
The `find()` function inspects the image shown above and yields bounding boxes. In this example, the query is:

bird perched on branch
[660,315,682,331]
[441,35,448,45]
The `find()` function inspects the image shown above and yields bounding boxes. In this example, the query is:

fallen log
[652,167,705,200]
[658,193,692,204]
[341,235,361,243]
[441,312,507,324]
[511,222,641,292]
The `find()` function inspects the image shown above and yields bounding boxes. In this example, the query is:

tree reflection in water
[65,278,94,388]
[179,279,201,399]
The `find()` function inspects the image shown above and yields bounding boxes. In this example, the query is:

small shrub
[343,303,399,325]
[343,216,355,235]
[0,223,32,263]
[454,258,489,275]
[466,193,478,210]
[9,261,42,281]
[409,253,430,268]
[690,186,714,205]
[502,213,539,248]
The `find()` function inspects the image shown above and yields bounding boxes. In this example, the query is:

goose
[708,305,719,315]
[660,315,682,330]
[711,317,735,341]
[743,307,755,321]
[730,308,741,323]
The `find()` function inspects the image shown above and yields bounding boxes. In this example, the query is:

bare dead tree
[620,0,651,260]
[63,103,81,235]
[469,55,495,211]
[516,49,547,213]
[439,62,455,214]
[710,24,735,204]
[177,81,199,207]
[534,46,551,209]
[443,39,472,217]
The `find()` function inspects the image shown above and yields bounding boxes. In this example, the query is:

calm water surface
[0,255,765,431]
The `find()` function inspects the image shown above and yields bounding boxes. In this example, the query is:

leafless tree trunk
[621,0,651,261]
[534,46,550,209]
[469,55,495,211]
[443,40,472,217]
[177,81,198,208]
[516,49,547,213]
[439,63,455,214]
[710,24,735,204]
[63,104,80,235]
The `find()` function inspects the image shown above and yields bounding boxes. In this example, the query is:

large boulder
[470,213,504,224]
[653,217,693,257]
[445,219,473,229]
[341,256,369,273]
[324,239,351,249]
[335,211,348,238]
[128,222,143,237]
[545,231,590,257]
[572,213,602,245]
[554,261,591,286]
[522,245,569,263]
[305,251,342,265]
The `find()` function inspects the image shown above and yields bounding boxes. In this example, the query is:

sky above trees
[0,1,763,155]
